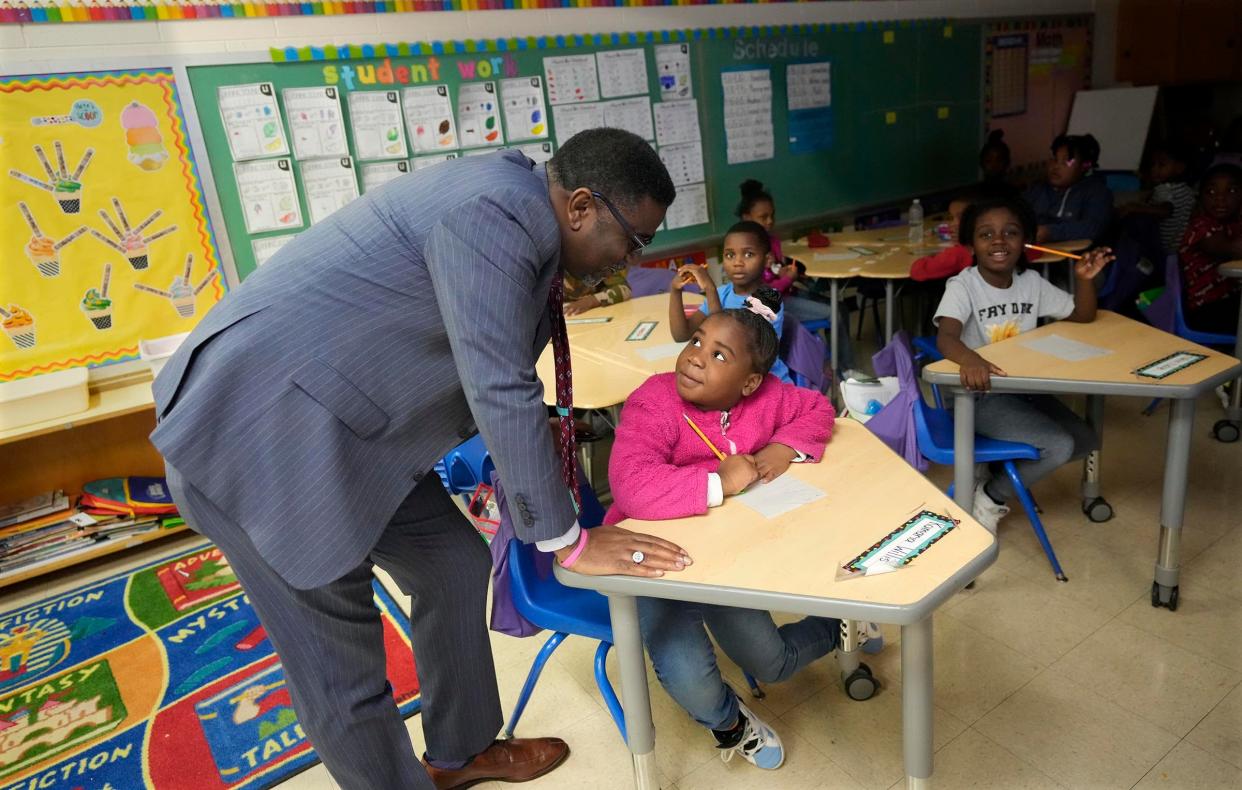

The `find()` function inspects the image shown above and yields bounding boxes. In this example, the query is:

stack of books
[0,489,182,577]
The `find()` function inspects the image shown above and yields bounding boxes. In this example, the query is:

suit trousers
[166,463,502,790]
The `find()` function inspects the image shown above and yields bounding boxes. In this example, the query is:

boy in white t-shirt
[934,194,1115,533]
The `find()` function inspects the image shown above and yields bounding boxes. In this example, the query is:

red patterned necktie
[547,272,582,512]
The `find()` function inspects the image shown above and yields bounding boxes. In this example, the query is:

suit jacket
[151,151,576,589]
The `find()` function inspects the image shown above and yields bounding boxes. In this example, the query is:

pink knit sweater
[604,372,835,524]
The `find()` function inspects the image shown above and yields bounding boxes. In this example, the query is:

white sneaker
[972,480,1009,535]
[719,702,785,770]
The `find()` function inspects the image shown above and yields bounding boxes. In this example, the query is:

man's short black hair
[549,128,676,209]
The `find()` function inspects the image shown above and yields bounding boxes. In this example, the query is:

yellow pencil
[683,414,726,461]
[1024,243,1084,261]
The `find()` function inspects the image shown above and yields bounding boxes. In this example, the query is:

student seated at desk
[1179,163,1242,334]
[934,193,1114,533]
[736,179,838,328]
[670,221,794,384]
[911,190,1037,282]
[1024,133,1113,244]
[562,268,632,316]
[606,287,838,770]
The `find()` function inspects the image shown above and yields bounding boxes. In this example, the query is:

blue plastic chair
[435,434,495,496]
[910,381,1068,582]
[911,336,945,410]
[503,481,764,741]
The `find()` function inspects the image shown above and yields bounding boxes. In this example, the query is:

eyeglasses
[591,191,652,256]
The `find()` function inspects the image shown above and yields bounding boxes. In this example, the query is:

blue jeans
[638,598,839,730]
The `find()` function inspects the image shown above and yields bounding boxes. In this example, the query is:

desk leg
[902,616,934,789]
[1153,398,1194,611]
[1080,395,1113,522]
[1215,304,1242,442]
[885,280,895,344]
[953,390,975,511]
[608,594,659,788]
[830,279,841,384]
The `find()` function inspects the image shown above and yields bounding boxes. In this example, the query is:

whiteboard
[1067,86,1158,172]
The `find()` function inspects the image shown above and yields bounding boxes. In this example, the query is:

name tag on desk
[1135,351,1207,380]
[627,321,658,341]
[843,511,958,577]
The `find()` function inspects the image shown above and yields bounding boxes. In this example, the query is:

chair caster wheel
[1082,497,1113,523]
[843,663,879,701]
[1213,420,1240,443]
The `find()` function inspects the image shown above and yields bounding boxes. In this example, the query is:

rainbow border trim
[267,20,956,61]
[4,1,949,25]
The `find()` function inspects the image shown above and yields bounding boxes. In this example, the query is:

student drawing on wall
[8,141,94,215]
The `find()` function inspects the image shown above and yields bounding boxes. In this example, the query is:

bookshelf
[0,372,188,589]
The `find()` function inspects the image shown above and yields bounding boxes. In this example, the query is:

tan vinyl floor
[9,384,1242,790]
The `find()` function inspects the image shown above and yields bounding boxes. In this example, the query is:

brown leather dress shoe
[422,738,570,789]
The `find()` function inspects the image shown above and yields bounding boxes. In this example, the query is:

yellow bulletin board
[0,69,227,382]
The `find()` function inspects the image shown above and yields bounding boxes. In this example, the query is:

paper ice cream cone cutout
[81,263,113,330]
[121,102,168,172]
[95,200,175,269]
[1,304,36,349]
[26,236,59,277]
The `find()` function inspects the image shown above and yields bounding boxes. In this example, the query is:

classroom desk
[1213,260,1242,441]
[555,419,997,789]
[537,293,702,410]
[923,311,1242,611]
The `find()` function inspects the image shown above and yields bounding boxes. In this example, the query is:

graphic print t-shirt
[934,266,1075,350]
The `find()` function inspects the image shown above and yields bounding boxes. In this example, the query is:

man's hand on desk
[555,525,692,577]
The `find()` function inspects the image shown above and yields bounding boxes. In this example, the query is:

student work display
[0,69,228,382]
[188,21,983,279]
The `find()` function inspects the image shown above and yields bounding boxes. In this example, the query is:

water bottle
[907,198,924,245]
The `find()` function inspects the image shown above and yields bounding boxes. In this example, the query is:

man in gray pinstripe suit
[151,129,690,789]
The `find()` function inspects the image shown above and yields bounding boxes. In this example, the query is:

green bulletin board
[187,21,983,280]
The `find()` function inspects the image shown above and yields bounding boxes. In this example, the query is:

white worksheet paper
[658,141,704,186]
[402,85,458,153]
[1020,334,1113,362]
[360,160,409,192]
[655,43,693,100]
[517,142,554,164]
[786,62,832,111]
[301,157,360,225]
[412,153,458,170]
[347,91,408,160]
[251,234,296,267]
[737,475,826,519]
[233,158,302,234]
[664,182,709,230]
[543,54,600,105]
[499,77,549,142]
[653,100,701,146]
[596,48,650,98]
[722,69,774,164]
[553,103,606,147]
[456,81,504,148]
[635,341,685,362]
[603,97,654,141]
[218,82,289,161]
[283,86,347,160]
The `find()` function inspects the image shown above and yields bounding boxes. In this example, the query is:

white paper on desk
[736,476,826,519]
[1020,334,1113,362]
[636,341,686,361]
[812,251,860,261]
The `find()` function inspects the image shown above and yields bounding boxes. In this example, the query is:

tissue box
[139,332,190,379]
[0,367,90,431]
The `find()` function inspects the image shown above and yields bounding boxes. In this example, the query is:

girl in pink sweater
[606,287,839,771]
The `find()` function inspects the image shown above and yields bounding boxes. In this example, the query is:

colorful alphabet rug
[0,541,421,789]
